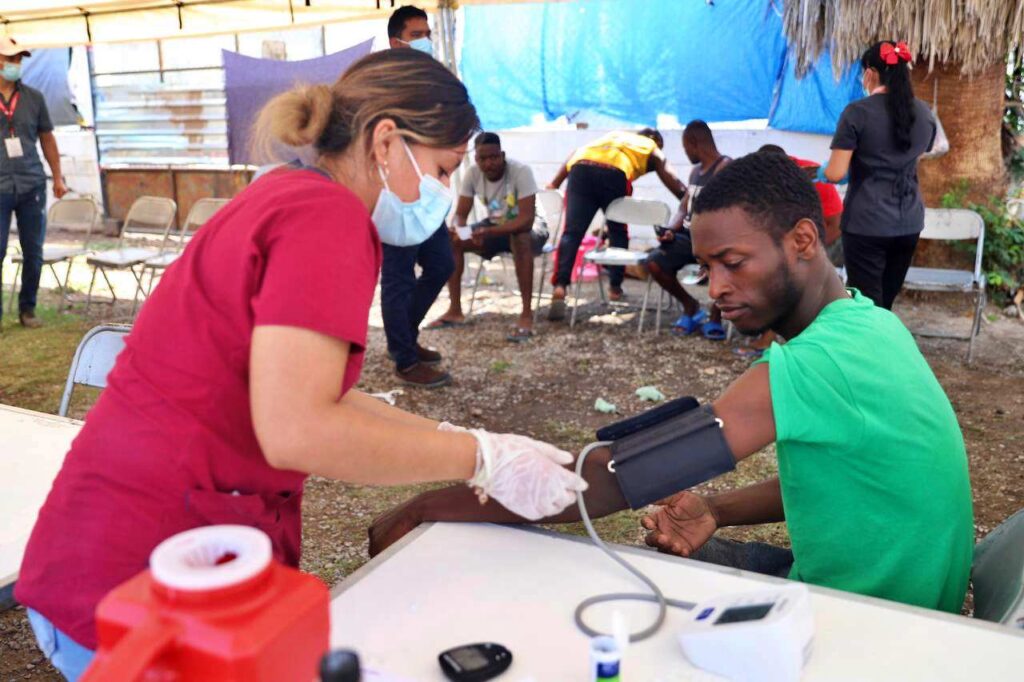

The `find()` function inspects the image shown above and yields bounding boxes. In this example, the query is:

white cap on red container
[150,524,272,592]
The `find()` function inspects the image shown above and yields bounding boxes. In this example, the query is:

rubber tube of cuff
[573,442,695,643]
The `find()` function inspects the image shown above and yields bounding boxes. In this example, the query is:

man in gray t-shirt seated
[428,132,548,342]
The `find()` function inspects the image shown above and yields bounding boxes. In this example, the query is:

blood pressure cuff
[610,404,735,509]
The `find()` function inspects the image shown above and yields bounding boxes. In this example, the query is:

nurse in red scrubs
[16,49,586,681]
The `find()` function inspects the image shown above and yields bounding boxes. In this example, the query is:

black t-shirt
[831,95,936,237]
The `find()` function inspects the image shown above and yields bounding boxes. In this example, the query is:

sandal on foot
[700,320,727,341]
[670,309,708,336]
[506,327,535,343]
[424,318,464,330]
[732,346,765,359]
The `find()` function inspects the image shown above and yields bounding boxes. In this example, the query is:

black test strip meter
[438,643,512,681]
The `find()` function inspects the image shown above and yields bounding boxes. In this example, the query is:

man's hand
[368,497,424,557]
[52,178,69,199]
[641,491,719,557]
[471,228,487,248]
[657,230,676,244]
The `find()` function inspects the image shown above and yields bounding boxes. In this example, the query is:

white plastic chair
[58,324,130,417]
[530,189,566,321]
[902,208,986,364]
[85,196,177,314]
[569,197,671,332]
[7,197,99,313]
[133,197,229,310]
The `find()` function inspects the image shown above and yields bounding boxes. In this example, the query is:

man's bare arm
[369,446,626,555]
[371,364,780,555]
[452,195,474,228]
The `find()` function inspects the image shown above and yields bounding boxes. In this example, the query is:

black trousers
[556,164,630,289]
[842,231,920,310]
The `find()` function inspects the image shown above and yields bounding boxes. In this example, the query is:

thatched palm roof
[780,0,1024,76]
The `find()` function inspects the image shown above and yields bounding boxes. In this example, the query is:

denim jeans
[0,183,48,319]
[26,608,95,681]
[380,224,454,370]
[689,536,795,579]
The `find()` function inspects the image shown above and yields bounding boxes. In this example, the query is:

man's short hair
[637,127,664,148]
[757,143,786,155]
[475,131,501,148]
[693,151,824,243]
[388,5,429,39]
[683,120,715,147]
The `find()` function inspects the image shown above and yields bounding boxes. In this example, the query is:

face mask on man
[371,138,453,247]
[400,37,433,55]
[1,62,21,82]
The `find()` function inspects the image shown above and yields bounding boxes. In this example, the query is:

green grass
[489,359,512,374]
[0,304,94,415]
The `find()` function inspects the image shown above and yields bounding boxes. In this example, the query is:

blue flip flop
[670,309,708,336]
[701,320,727,341]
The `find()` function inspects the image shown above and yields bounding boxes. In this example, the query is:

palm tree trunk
[914,60,1007,205]
[911,60,1005,268]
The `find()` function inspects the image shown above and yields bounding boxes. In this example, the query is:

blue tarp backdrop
[461,0,862,135]
[768,48,865,134]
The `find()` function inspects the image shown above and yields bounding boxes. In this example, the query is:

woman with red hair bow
[817,40,937,310]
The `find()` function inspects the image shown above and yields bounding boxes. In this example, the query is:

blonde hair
[252,49,478,163]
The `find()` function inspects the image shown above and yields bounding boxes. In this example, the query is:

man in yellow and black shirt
[546,129,685,319]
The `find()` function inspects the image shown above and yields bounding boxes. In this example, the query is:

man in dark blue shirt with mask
[381,6,455,388]
[0,37,68,329]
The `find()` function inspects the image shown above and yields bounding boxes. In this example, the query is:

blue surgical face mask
[371,139,453,247]
[1,63,21,82]
[403,37,433,55]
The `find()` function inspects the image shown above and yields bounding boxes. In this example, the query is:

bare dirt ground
[2,245,1022,680]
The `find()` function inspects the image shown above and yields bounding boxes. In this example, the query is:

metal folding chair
[58,324,131,417]
[7,197,99,313]
[85,196,177,315]
[972,507,1024,627]
[902,208,986,364]
[569,197,671,333]
[133,197,229,311]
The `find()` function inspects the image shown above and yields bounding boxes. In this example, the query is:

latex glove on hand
[467,429,588,520]
[814,164,849,185]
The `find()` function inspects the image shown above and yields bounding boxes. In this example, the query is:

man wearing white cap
[0,37,67,329]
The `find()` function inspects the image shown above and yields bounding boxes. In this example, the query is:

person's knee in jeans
[27,608,95,681]
[417,225,455,291]
[689,536,794,579]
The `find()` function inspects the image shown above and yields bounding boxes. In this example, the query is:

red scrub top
[16,169,381,649]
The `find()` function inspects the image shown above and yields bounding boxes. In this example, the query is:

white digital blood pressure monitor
[677,583,814,682]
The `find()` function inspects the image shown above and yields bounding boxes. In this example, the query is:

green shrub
[940,183,1024,306]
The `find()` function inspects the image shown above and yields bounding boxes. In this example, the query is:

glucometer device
[438,643,512,682]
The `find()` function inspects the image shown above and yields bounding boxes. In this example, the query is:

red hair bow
[880,41,911,65]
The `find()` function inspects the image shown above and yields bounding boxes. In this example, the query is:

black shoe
[19,310,42,329]
[389,345,443,366]
[396,362,452,388]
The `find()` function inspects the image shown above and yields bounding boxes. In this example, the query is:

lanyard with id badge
[0,91,23,158]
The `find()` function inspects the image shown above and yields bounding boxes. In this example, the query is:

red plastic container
[81,525,329,682]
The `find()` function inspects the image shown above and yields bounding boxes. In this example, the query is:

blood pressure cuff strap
[610,405,736,509]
